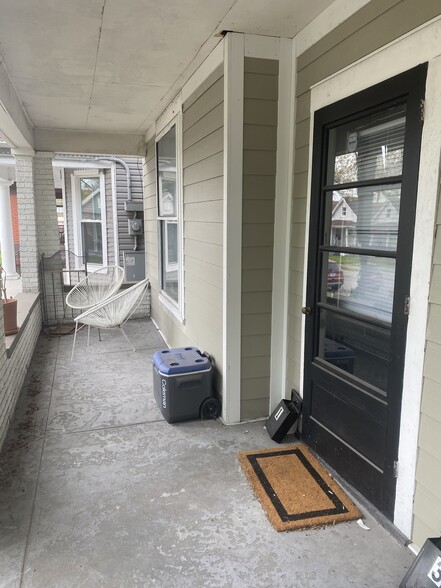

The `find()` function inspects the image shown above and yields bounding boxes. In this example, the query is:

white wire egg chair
[71,278,150,360]
[65,266,125,311]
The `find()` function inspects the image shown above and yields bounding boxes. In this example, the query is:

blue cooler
[152,347,221,423]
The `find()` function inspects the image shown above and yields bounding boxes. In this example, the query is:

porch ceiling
[0,0,334,137]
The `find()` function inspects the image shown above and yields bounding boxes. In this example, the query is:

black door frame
[302,64,427,519]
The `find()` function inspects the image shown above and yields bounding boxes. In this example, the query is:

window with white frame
[156,121,182,308]
[73,171,107,266]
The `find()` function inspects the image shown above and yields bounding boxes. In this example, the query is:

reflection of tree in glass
[376,147,403,177]
[81,178,101,220]
[81,178,100,196]
[335,152,358,185]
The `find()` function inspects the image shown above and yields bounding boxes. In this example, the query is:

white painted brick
[0,302,42,451]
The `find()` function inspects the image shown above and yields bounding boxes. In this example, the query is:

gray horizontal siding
[414,202,441,547]
[182,73,224,394]
[241,56,278,421]
[116,156,144,269]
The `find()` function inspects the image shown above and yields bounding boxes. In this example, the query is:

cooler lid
[152,347,211,375]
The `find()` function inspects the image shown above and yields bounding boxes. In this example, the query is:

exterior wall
[0,298,41,451]
[64,158,144,269]
[144,68,224,395]
[115,156,145,267]
[287,0,441,546]
[34,152,59,257]
[34,152,64,324]
[413,196,441,547]
[15,154,39,293]
[288,0,441,391]
[240,57,278,420]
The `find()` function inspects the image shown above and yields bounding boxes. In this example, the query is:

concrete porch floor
[0,319,415,587]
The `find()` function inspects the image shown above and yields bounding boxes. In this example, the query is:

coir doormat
[237,445,362,532]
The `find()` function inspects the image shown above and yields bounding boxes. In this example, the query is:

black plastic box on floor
[266,392,302,443]
[400,537,441,587]
[152,347,216,423]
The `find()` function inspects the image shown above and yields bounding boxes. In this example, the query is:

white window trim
[72,170,107,268]
[155,114,184,320]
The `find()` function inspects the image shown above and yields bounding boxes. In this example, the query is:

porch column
[13,150,39,293]
[34,151,59,257]
[0,178,18,278]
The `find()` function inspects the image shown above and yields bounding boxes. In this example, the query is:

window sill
[158,292,185,325]
[5,292,40,358]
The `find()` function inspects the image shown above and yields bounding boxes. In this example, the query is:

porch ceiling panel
[87,82,167,132]
[0,5,100,85]
[0,0,336,140]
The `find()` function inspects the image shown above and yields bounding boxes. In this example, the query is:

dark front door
[302,65,427,519]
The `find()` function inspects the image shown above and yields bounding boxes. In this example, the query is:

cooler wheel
[200,397,221,420]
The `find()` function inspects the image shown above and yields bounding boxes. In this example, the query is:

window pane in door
[323,185,401,251]
[318,309,390,392]
[80,177,101,220]
[326,103,407,185]
[322,252,396,323]
[81,223,103,264]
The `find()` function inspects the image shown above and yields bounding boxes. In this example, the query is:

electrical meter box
[128,217,143,235]
[152,347,220,423]
[123,251,145,282]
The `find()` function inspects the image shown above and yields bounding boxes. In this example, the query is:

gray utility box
[123,251,145,282]
[153,347,220,423]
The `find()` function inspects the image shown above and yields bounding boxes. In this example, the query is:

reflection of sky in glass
[157,125,177,217]
[81,178,101,220]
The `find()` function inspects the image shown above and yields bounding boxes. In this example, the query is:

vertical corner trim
[270,37,296,412]
[223,33,245,425]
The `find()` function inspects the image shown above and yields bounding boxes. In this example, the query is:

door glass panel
[322,252,396,323]
[318,309,390,392]
[326,104,406,185]
[323,185,401,251]
[80,177,101,220]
